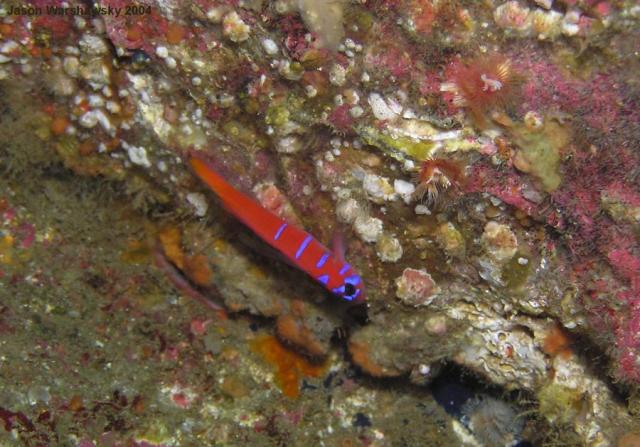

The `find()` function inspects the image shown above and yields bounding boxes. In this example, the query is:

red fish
[189,156,365,304]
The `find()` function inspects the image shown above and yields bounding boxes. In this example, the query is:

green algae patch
[135,421,172,445]
[266,102,291,129]
[359,126,436,162]
[265,95,310,134]
[511,119,570,192]
[382,134,435,160]
[434,222,466,259]
[222,120,268,151]
[538,383,584,425]
[501,254,531,290]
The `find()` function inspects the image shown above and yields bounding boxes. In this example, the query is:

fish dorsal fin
[331,230,346,263]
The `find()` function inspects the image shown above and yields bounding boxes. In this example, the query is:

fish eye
[344,283,356,296]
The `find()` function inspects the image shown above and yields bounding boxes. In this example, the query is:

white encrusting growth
[368,93,399,121]
[261,38,279,55]
[122,141,151,168]
[354,215,383,243]
[186,192,208,217]
[394,179,415,204]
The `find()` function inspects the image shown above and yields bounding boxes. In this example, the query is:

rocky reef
[1,0,640,445]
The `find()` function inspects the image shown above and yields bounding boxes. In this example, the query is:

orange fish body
[189,156,365,303]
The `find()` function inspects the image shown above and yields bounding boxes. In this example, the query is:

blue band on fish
[317,274,329,285]
[345,275,360,286]
[274,223,287,241]
[295,235,313,259]
[316,253,329,268]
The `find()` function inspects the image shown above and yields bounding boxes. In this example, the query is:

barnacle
[413,158,465,205]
